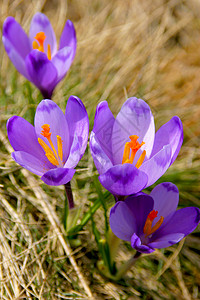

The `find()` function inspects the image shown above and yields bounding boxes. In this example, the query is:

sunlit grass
[0,0,200,298]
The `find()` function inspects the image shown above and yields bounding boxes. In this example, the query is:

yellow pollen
[38,124,63,167]
[47,44,51,60]
[32,31,52,60]
[135,150,146,169]
[38,137,54,157]
[32,40,39,50]
[122,135,145,168]
[143,210,164,237]
[57,135,63,162]
[45,153,59,166]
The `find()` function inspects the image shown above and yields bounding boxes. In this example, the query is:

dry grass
[0,0,200,299]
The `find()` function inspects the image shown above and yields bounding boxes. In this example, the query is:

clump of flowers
[7,96,89,186]
[3,12,76,98]
[3,10,200,288]
[90,97,183,196]
[110,182,200,253]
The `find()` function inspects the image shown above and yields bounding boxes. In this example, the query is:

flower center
[143,210,164,237]
[122,135,146,168]
[32,32,51,60]
[38,124,63,167]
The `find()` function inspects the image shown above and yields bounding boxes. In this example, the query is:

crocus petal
[3,17,31,78]
[65,96,89,157]
[110,201,136,241]
[35,100,70,163]
[125,194,154,236]
[140,144,172,187]
[112,97,155,164]
[131,233,155,254]
[29,12,57,57]
[41,167,75,186]
[99,163,148,196]
[92,101,115,162]
[150,116,183,165]
[7,116,49,162]
[7,116,37,153]
[12,151,45,176]
[3,37,30,79]
[90,132,113,175]
[64,134,81,169]
[52,46,74,83]
[150,207,200,248]
[3,17,31,58]
[59,20,76,60]
[150,182,179,222]
[148,233,184,249]
[25,50,58,98]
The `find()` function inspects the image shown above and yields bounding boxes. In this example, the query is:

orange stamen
[32,31,52,60]
[143,210,164,237]
[32,40,39,50]
[57,135,63,162]
[39,124,63,167]
[122,142,131,164]
[135,150,146,169]
[122,135,145,168]
[45,153,59,166]
[47,44,51,60]
[150,216,164,235]
[34,32,46,52]
[41,124,58,159]
[38,137,54,157]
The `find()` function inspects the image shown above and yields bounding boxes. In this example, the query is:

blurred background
[0,0,200,299]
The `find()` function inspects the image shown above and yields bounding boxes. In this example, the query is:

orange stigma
[41,124,51,138]
[32,31,51,60]
[38,124,63,167]
[143,209,164,237]
[122,135,146,168]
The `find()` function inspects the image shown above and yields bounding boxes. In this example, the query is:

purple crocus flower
[3,12,76,99]
[7,96,89,186]
[90,97,183,196]
[110,182,200,254]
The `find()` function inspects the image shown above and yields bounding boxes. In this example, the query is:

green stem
[98,251,142,281]
[108,230,120,263]
[114,195,125,202]
[63,188,68,231]
[63,181,74,231]
[64,181,74,209]
[115,251,141,280]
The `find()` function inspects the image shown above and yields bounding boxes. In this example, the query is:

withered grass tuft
[0,0,200,299]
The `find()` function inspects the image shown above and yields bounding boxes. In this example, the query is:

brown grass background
[0,0,200,299]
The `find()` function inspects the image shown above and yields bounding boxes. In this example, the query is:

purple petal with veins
[3,13,77,98]
[90,97,183,196]
[7,97,88,186]
[109,184,200,253]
